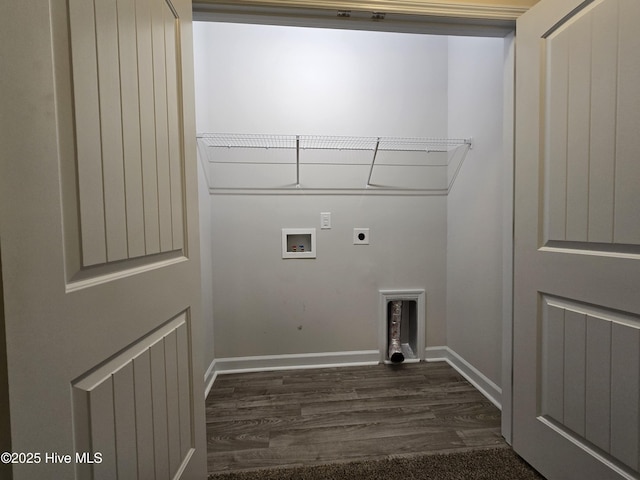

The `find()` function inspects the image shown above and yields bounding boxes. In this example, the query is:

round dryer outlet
[353,228,370,245]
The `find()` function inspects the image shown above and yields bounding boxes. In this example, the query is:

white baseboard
[425,346,502,410]
[204,359,218,398]
[204,347,502,411]
[204,350,380,397]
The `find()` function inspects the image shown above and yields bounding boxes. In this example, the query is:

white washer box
[282,228,316,258]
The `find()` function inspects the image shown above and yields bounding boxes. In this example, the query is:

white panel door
[514,0,640,478]
[0,0,206,478]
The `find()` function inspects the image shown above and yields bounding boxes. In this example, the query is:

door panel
[514,0,640,478]
[67,0,186,270]
[614,0,640,244]
[0,0,205,478]
[72,313,194,479]
[542,0,640,249]
[539,296,640,472]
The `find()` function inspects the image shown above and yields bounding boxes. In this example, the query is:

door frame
[193,1,520,36]
[191,1,517,444]
[192,0,535,29]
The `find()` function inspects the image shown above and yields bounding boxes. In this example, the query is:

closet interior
[194,19,513,413]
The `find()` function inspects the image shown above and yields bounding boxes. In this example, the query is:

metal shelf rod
[296,135,300,187]
[367,138,381,186]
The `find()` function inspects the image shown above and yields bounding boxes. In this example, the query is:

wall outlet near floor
[353,228,370,245]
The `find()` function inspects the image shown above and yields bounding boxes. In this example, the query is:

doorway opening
[193,4,515,454]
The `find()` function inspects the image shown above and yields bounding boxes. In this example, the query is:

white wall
[209,194,447,357]
[193,23,448,136]
[194,23,451,359]
[446,36,505,387]
[194,22,506,383]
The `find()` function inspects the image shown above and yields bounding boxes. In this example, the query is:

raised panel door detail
[72,312,194,479]
[542,0,640,250]
[67,0,186,270]
[540,295,640,473]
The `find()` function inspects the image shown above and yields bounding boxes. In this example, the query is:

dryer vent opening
[379,289,425,365]
[387,299,418,363]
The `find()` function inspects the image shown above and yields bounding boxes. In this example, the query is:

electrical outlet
[353,228,370,245]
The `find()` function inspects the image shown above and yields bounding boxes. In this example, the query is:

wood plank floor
[206,361,506,474]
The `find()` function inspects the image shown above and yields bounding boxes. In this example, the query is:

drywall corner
[198,147,216,380]
[446,35,505,389]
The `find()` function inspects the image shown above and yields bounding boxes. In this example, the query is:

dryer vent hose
[388,300,405,364]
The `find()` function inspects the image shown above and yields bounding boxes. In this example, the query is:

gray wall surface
[446,36,505,387]
[209,194,447,357]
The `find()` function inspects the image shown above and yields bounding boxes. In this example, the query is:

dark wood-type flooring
[206,361,506,474]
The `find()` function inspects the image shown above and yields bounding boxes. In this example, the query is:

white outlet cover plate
[353,228,370,245]
[320,212,331,229]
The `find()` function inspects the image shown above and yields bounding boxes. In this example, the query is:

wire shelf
[378,137,468,152]
[197,133,471,152]
[198,133,297,149]
[300,135,378,151]
[196,133,472,192]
